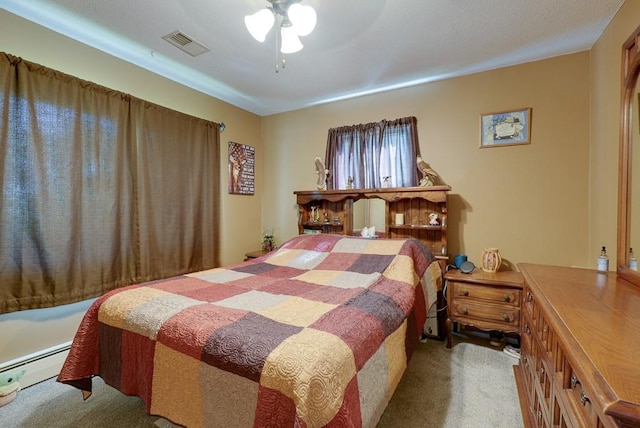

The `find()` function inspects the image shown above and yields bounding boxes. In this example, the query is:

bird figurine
[417,155,438,187]
[314,156,329,190]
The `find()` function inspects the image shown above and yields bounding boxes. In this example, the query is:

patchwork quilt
[58,233,442,428]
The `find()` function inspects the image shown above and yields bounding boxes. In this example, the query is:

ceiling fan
[245,0,317,54]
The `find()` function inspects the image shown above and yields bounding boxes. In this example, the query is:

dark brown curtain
[324,116,420,189]
[0,53,220,314]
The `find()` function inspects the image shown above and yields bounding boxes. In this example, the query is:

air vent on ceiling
[162,30,209,57]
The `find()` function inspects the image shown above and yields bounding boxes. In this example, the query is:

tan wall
[0,9,262,362]
[263,53,591,270]
[589,0,640,270]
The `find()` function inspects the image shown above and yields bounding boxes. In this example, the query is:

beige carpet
[378,334,523,427]
[0,334,522,427]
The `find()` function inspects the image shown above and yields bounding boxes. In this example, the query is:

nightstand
[444,268,523,348]
[244,250,269,261]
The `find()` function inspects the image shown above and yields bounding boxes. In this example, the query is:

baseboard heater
[0,341,72,389]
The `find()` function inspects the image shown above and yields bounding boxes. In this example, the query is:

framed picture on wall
[228,141,255,195]
[480,107,532,148]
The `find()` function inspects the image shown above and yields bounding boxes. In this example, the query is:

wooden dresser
[515,264,640,428]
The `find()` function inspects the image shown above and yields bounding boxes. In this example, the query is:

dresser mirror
[617,24,640,287]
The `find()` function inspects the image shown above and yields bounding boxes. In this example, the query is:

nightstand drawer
[450,300,520,326]
[450,281,521,306]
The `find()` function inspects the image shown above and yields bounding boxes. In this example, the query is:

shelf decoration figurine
[429,212,439,225]
[360,226,376,238]
[481,247,502,273]
[417,155,439,187]
[314,156,328,190]
[382,176,390,188]
[346,176,354,189]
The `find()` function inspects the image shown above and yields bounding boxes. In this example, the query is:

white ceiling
[0,0,625,116]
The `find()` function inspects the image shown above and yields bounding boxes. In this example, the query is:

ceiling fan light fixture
[280,25,303,53]
[246,0,315,70]
[244,8,275,42]
[287,3,316,37]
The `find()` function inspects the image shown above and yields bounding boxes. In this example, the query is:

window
[324,116,420,189]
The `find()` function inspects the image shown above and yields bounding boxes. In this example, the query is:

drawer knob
[503,294,510,302]
[525,324,531,335]
[462,308,468,315]
[580,391,590,406]
[463,290,469,296]
[527,292,533,302]
[503,313,510,321]
[571,374,579,388]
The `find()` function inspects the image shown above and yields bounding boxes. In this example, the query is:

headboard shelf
[294,186,451,260]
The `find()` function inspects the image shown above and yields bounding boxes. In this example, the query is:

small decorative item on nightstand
[262,228,276,252]
[481,247,502,273]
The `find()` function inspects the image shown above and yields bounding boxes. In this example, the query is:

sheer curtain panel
[325,116,420,189]
[0,53,220,314]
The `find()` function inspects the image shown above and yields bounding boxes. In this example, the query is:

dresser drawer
[520,331,536,410]
[534,348,553,421]
[450,281,521,306]
[560,367,600,427]
[450,300,520,327]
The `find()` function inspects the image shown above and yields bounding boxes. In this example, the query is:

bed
[57,233,443,428]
